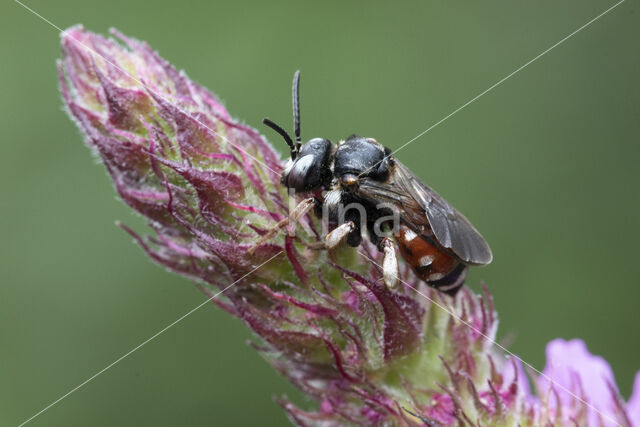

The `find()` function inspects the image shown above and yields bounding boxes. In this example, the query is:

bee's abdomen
[394,224,467,295]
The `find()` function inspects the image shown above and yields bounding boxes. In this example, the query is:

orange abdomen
[394,224,460,282]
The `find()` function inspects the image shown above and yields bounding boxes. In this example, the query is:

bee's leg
[381,237,399,290]
[247,198,315,254]
[283,197,316,237]
[324,221,356,250]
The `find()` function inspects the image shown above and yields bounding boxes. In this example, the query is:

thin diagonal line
[358,250,622,426]
[17,251,283,427]
[359,0,625,179]
[14,0,281,177]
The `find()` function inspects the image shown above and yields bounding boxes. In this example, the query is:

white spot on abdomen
[403,229,417,242]
[419,255,434,267]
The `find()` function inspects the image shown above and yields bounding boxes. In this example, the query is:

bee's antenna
[263,118,297,160]
[292,70,301,152]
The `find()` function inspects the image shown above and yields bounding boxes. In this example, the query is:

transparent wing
[358,160,492,265]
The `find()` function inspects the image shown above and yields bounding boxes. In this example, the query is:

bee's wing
[358,160,493,265]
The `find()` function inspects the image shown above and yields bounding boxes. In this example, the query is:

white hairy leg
[247,198,315,254]
[381,237,399,290]
[324,221,355,250]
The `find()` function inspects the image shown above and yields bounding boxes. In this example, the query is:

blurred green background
[1,0,638,425]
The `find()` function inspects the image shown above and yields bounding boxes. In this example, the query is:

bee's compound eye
[284,154,315,192]
[284,138,333,192]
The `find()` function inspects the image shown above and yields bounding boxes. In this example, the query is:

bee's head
[280,137,333,192]
[263,70,334,193]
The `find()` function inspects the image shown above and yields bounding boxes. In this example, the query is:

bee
[257,71,492,295]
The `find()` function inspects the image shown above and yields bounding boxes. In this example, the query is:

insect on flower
[253,71,492,295]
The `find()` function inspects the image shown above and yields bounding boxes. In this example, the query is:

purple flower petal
[628,371,640,426]
[541,338,619,425]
